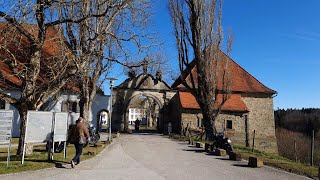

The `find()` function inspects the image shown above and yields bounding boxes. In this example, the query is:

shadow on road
[233,164,250,168]
[183,149,207,153]
[55,162,68,169]
[131,129,159,134]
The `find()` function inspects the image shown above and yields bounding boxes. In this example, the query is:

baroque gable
[116,74,171,91]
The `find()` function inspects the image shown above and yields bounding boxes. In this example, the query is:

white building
[0,90,110,137]
[128,108,146,124]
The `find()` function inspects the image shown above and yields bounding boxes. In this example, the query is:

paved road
[0,133,311,180]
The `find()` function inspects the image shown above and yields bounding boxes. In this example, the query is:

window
[226,120,233,129]
[0,100,5,109]
[71,102,78,112]
[61,101,79,113]
[197,118,202,127]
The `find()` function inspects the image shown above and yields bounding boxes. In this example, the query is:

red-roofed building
[168,52,278,153]
[0,23,110,137]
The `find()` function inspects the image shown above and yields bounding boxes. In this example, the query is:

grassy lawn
[233,145,319,179]
[10,138,19,144]
[0,141,109,175]
[139,125,157,131]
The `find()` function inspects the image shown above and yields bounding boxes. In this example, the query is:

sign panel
[53,112,68,142]
[0,110,13,144]
[25,111,53,143]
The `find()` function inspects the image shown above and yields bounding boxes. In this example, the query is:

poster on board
[53,112,68,142]
[0,110,13,144]
[25,111,53,143]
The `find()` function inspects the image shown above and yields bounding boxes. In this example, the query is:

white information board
[0,110,13,144]
[53,112,68,142]
[25,111,53,143]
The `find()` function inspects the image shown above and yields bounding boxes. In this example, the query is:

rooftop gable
[178,91,249,112]
[172,52,276,94]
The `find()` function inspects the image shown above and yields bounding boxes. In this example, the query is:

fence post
[318,164,320,179]
[251,130,255,153]
[310,130,314,166]
[294,139,297,162]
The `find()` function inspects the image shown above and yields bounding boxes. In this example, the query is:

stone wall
[168,93,183,134]
[173,93,278,153]
[241,93,277,153]
[241,93,276,138]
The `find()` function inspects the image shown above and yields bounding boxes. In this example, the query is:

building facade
[169,52,278,153]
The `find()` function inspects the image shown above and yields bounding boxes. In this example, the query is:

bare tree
[0,0,138,155]
[0,1,81,155]
[59,0,154,122]
[169,0,232,140]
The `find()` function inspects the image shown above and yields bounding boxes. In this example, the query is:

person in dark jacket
[69,117,89,168]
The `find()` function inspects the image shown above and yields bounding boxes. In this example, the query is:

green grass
[233,145,319,179]
[139,125,157,131]
[0,141,108,175]
[10,138,19,144]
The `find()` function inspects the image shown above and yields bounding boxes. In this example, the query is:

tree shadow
[233,164,250,168]
[33,149,47,152]
[182,149,207,153]
[55,162,68,169]
[0,155,21,161]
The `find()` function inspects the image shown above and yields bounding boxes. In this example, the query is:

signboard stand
[52,112,68,160]
[0,110,13,167]
[21,142,26,164]
[21,111,69,163]
[7,138,11,167]
[22,111,54,164]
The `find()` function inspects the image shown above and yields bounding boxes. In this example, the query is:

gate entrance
[127,94,161,131]
[111,71,176,133]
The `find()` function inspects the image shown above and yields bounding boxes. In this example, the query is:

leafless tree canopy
[169,0,232,139]
[55,0,155,121]
[0,0,154,154]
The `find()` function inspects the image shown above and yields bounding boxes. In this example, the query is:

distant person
[135,119,140,131]
[68,117,89,168]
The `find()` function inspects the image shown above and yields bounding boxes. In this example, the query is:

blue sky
[106,0,320,109]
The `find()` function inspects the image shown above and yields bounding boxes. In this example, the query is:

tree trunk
[199,102,217,141]
[82,101,91,123]
[80,81,95,124]
[17,107,28,155]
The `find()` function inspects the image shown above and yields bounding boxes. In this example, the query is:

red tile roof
[172,52,276,94]
[0,22,78,91]
[179,91,249,112]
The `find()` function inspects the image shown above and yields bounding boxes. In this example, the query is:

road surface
[0,132,311,180]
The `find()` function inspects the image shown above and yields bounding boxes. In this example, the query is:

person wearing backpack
[69,117,89,168]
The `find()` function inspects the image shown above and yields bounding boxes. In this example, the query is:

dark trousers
[72,143,83,164]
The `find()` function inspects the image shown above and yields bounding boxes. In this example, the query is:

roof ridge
[220,52,276,94]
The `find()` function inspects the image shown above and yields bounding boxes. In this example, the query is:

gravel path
[0,133,311,180]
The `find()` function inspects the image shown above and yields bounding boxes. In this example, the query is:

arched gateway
[111,71,176,133]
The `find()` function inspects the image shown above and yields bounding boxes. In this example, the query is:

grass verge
[0,141,109,175]
[168,133,318,179]
[233,145,318,179]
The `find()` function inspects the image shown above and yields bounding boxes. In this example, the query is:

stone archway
[124,92,163,131]
[96,109,109,133]
[111,72,176,133]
